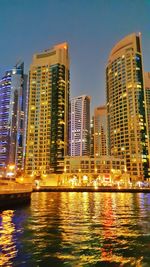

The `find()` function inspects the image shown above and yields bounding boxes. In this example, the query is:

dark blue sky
[0,0,150,112]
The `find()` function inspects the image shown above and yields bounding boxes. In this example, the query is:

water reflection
[0,192,150,266]
[28,192,150,266]
[0,210,16,266]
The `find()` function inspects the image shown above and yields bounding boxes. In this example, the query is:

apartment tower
[0,63,27,171]
[94,106,107,157]
[25,43,70,176]
[144,72,150,142]
[90,116,94,157]
[70,95,90,156]
[106,33,149,180]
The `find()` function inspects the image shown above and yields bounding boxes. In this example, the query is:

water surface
[0,192,150,266]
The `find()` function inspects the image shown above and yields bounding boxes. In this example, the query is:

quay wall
[0,191,32,209]
[33,186,150,193]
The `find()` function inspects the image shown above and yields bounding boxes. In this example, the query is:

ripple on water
[0,192,150,266]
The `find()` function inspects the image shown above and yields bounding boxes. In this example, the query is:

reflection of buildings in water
[0,210,17,266]
[100,194,115,260]
[59,192,91,240]
[56,193,116,263]
[31,192,144,266]
[55,192,95,263]
[135,193,150,233]
[100,194,143,266]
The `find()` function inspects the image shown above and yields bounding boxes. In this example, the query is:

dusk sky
[0,0,150,112]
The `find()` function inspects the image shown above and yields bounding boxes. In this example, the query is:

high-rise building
[144,72,150,142]
[0,63,27,171]
[90,116,94,157]
[25,42,70,176]
[70,95,90,156]
[94,106,107,156]
[106,33,149,180]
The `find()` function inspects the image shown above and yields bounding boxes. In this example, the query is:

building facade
[25,43,70,176]
[0,63,27,172]
[106,33,149,180]
[144,72,150,142]
[62,156,126,186]
[90,116,94,156]
[94,106,107,157]
[70,95,90,156]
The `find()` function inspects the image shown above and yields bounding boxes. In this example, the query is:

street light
[6,165,16,180]
[9,165,15,171]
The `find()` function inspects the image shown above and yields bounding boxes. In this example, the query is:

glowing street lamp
[6,165,16,179]
[9,165,15,171]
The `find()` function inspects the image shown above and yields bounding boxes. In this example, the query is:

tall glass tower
[106,33,149,181]
[0,63,27,172]
[70,95,91,156]
[25,43,70,176]
[144,72,150,143]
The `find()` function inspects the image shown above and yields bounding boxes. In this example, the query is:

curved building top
[107,33,141,64]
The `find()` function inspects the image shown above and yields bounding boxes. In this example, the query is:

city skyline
[1,2,150,266]
[0,0,150,111]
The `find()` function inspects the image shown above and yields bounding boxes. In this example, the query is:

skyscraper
[90,116,94,157]
[106,33,149,180]
[25,43,70,176]
[0,63,27,172]
[144,72,150,142]
[94,106,107,157]
[70,95,90,156]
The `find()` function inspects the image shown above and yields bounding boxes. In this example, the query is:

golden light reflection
[54,192,145,265]
[26,192,150,266]
[0,210,17,266]
[98,193,144,265]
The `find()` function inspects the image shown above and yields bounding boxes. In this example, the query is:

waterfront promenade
[1,184,150,209]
